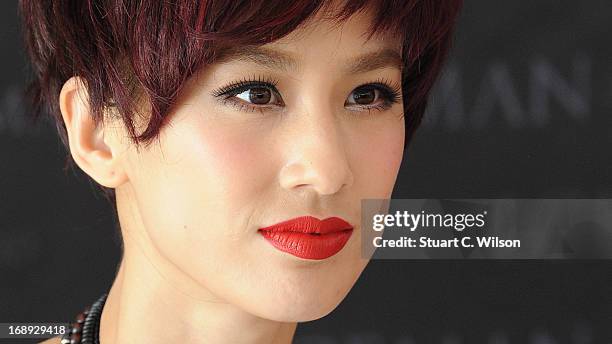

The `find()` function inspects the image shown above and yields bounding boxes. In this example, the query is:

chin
[247,280,354,322]
[259,298,345,323]
[267,261,367,321]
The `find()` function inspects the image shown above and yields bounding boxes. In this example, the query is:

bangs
[187,0,458,66]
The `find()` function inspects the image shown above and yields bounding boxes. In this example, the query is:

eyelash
[348,79,402,114]
[211,75,282,115]
[210,74,402,115]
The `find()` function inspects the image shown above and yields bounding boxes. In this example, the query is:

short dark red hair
[19,0,463,203]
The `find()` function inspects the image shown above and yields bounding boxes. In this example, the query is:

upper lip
[258,215,354,234]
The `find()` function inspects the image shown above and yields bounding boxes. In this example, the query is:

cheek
[123,113,280,295]
[125,111,278,251]
[351,118,405,197]
[167,115,277,203]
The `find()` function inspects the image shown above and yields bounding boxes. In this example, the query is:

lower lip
[259,229,354,260]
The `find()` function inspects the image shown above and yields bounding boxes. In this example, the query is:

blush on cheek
[354,127,404,196]
[385,137,405,174]
[194,128,278,197]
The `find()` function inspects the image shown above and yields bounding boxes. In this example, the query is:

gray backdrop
[1,1,611,343]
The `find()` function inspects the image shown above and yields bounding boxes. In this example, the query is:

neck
[98,248,297,344]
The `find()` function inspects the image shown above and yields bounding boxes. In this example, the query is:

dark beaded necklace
[61,293,108,344]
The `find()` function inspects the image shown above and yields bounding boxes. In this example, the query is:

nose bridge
[279,98,354,195]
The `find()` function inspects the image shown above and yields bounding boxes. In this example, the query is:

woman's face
[109,8,404,321]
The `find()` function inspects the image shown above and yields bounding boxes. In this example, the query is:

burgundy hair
[18,0,463,204]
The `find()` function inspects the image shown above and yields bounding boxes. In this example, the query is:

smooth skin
[42,3,405,344]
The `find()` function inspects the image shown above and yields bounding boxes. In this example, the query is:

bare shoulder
[39,336,62,344]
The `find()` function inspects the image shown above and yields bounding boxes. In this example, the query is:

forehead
[213,8,403,74]
[275,5,403,50]
[264,10,402,57]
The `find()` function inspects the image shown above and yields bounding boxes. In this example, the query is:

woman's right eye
[234,86,283,106]
[211,79,286,113]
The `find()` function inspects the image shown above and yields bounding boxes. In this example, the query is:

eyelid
[344,78,402,110]
[211,74,280,98]
[211,77,285,114]
[353,78,402,100]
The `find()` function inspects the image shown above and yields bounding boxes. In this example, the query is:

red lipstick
[258,215,354,260]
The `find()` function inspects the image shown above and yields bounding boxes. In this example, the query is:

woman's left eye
[344,83,401,111]
[347,86,380,105]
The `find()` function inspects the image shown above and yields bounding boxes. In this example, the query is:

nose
[279,107,354,196]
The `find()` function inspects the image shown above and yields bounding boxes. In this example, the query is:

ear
[59,76,129,188]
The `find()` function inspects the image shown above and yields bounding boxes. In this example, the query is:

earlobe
[59,76,128,188]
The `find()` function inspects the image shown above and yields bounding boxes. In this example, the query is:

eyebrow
[348,49,403,73]
[214,45,403,74]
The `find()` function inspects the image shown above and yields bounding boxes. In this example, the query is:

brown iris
[352,86,376,105]
[249,87,272,104]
